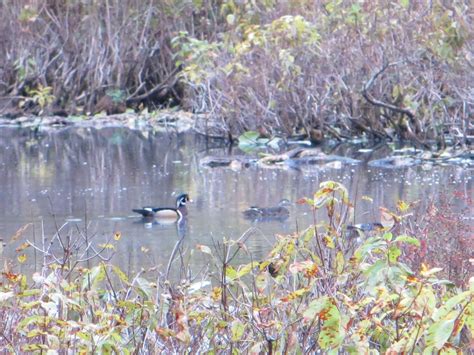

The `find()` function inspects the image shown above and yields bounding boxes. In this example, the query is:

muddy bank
[1,111,472,154]
[0,110,225,136]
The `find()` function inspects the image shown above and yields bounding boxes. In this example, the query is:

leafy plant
[106,89,126,104]
[1,182,472,353]
[18,84,55,115]
[237,130,281,152]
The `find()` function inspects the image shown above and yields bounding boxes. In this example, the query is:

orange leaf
[16,242,30,252]
[10,224,32,243]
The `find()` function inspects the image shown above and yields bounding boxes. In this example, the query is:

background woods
[0,0,472,144]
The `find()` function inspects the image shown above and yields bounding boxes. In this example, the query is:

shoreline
[0,110,472,151]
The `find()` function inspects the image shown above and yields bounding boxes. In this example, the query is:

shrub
[176,1,472,145]
[0,181,472,352]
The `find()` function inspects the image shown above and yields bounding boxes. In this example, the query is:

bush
[1,1,471,146]
[0,0,213,114]
[176,1,472,144]
[1,181,472,353]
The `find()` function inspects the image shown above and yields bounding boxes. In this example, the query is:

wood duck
[347,223,384,232]
[243,199,291,221]
[133,193,191,223]
[346,223,385,240]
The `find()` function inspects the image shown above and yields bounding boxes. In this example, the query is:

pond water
[0,126,472,276]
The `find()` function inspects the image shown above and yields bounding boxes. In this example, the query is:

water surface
[0,126,471,275]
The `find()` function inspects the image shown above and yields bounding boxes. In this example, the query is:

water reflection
[0,126,471,275]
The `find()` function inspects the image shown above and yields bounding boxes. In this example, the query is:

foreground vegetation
[1,1,472,146]
[1,182,472,353]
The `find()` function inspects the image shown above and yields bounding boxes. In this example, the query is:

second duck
[243,199,290,221]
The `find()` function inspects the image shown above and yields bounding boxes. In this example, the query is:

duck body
[133,193,190,223]
[346,222,385,240]
[347,222,384,232]
[243,199,290,221]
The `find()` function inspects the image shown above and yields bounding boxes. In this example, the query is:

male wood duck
[243,199,291,221]
[133,193,191,223]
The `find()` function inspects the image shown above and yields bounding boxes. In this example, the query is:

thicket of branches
[0,1,472,145]
[176,1,473,144]
[0,0,207,113]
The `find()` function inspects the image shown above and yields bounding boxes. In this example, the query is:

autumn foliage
[0,181,472,352]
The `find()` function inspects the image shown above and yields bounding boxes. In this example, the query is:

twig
[362,60,415,120]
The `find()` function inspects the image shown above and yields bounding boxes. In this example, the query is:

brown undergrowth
[1,1,472,146]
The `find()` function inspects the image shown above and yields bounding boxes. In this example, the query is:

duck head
[176,193,191,208]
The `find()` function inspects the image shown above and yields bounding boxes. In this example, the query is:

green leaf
[226,14,235,25]
[318,299,344,349]
[421,267,443,277]
[83,264,106,290]
[433,291,471,322]
[463,304,473,339]
[354,239,386,262]
[300,227,316,244]
[426,318,455,350]
[22,344,49,352]
[418,287,437,315]
[323,235,335,249]
[135,277,154,300]
[231,320,246,341]
[303,296,329,322]
[255,272,267,290]
[388,245,401,263]
[238,131,260,152]
[394,235,420,247]
[112,265,129,284]
[236,262,259,278]
[400,0,410,9]
[335,251,344,274]
[225,265,238,281]
[364,259,386,288]
[17,315,49,331]
[20,300,41,311]
[383,232,393,241]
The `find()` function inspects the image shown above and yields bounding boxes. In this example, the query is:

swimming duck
[133,193,191,223]
[243,199,291,221]
[347,223,384,232]
[346,222,385,240]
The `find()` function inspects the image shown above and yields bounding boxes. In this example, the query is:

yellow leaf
[211,287,222,302]
[323,235,335,249]
[18,254,27,263]
[99,243,115,250]
[397,200,410,213]
[361,195,373,202]
[336,251,344,274]
[114,232,121,241]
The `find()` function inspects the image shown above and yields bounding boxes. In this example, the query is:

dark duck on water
[133,193,191,223]
[243,199,291,221]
